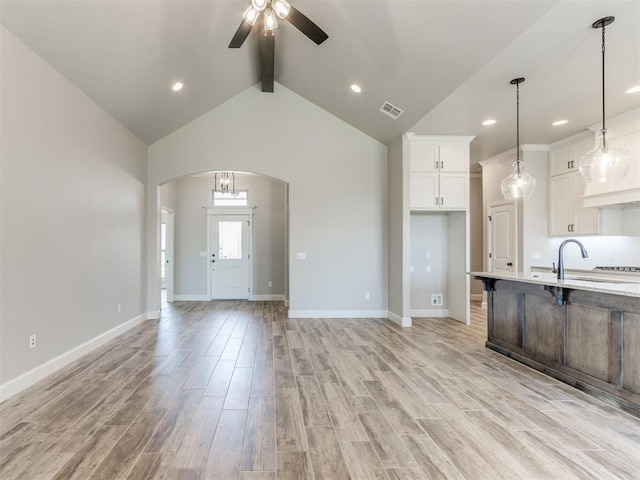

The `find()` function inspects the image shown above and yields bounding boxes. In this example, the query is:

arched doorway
[153,171,289,312]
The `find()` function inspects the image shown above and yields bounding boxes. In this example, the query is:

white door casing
[488,200,517,274]
[206,207,255,300]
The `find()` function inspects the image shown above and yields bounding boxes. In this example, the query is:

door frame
[161,207,175,303]
[205,206,256,300]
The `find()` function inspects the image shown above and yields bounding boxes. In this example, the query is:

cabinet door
[549,174,573,235]
[409,141,438,172]
[410,173,438,209]
[550,145,578,176]
[573,173,600,234]
[439,173,467,209]
[439,145,468,172]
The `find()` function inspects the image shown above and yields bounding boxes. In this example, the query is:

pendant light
[501,77,536,200]
[214,172,235,194]
[579,16,631,184]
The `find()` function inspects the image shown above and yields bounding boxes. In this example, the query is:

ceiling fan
[229,0,329,92]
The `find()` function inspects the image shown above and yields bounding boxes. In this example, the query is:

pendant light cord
[601,23,607,146]
[516,81,521,172]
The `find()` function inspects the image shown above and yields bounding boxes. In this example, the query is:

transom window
[213,190,248,206]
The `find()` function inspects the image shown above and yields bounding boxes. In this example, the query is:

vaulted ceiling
[1,1,638,165]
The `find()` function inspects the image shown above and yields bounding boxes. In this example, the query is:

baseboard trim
[250,294,286,301]
[288,309,387,319]
[148,310,161,320]
[173,294,209,301]
[470,294,483,302]
[387,311,412,327]
[0,312,149,403]
[410,309,450,318]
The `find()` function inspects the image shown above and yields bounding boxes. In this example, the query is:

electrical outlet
[426,266,431,273]
[431,294,443,306]
[29,334,37,349]
[410,266,414,273]
[365,292,370,300]
[117,303,122,313]
[426,251,432,260]
[268,281,272,288]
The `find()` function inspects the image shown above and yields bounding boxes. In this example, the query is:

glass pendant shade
[501,77,535,200]
[251,0,268,11]
[272,0,291,18]
[501,160,536,200]
[264,8,278,31]
[242,5,260,25]
[579,130,631,184]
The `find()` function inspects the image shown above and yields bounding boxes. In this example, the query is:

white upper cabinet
[408,135,473,210]
[549,171,600,236]
[439,145,469,172]
[409,141,439,173]
[549,141,592,176]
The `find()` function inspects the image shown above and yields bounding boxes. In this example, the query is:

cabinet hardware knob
[507,262,513,266]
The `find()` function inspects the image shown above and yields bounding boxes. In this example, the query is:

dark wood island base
[474,274,640,417]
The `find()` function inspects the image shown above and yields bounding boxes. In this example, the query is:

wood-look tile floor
[2,300,640,479]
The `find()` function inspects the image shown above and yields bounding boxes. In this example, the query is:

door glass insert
[219,221,242,259]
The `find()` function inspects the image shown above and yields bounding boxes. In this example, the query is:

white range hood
[583,109,640,207]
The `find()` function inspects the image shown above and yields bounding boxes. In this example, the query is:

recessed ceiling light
[626,85,640,94]
[552,119,568,126]
[172,82,184,92]
[482,119,496,126]
[350,84,362,93]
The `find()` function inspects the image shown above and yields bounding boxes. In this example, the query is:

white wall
[410,212,448,312]
[168,174,286,298]
[160,181,177,211]
[387,135,410,324]
[147,83,388,316]
[0,26,147,397]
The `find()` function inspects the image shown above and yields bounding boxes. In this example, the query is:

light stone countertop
[471,271,640,298]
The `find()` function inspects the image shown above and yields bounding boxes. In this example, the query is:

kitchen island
[473,271,640,416]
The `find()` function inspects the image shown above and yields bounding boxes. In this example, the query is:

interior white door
[488,201,516,273]
[161,209,175,303]
[210,215,250,299]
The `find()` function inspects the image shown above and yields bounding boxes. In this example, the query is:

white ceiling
[1,1,638,165]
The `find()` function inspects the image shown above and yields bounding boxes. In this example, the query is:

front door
[488,200,517,273]
[210,215,250,299]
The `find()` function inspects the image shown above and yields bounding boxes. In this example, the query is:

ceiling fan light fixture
[501,77,536,200]
[272,0,291,19]
[578,16,630,183]
[264,8,278,32]
[242,5,260,25]
[251,0,268,12]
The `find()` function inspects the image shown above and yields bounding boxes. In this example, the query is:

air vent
[379,101,404,120]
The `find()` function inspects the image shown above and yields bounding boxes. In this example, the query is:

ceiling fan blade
[260,32,275,92]
[286,5,328,45]
[229,20,254,48]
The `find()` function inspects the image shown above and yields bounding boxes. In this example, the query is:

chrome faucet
[557,239,588,280]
